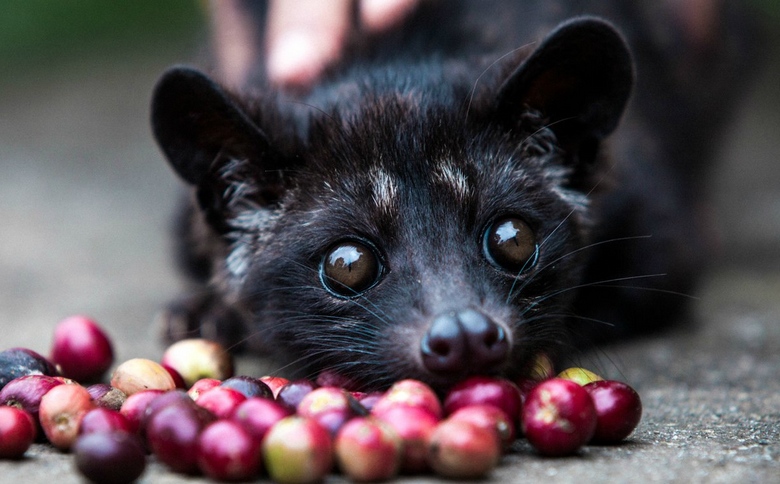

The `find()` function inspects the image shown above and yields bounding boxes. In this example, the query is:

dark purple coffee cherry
[0,348,57,390]
[221,375,273,399]
[73,431,146,484]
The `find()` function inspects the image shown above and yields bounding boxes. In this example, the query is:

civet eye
[320,240,382,297]
[484,216,538,274]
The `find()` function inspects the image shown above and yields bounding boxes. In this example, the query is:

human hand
[265,0,418,89]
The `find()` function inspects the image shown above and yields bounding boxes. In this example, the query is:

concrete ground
[1,22,779,484]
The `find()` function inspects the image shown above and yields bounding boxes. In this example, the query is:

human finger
[266,0,352,90]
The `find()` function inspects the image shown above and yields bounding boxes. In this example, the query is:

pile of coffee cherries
[0,316,642,483]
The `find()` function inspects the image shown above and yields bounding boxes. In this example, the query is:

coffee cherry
[428,419,501,478]
[584,380,642,443]
[448,403,515,449]
[558,367,604,386]
[161,364,187,390]
[197,420,262,481]
[0,406,36,458]
[357,392,383,412]
[50,315,114,383]
[297,386,365,436]
[160,338,234,388]
[195,386,246,419]
[335,417,402,481]
[73,431,146,484]
[231,397,293,443]
[38,383,95,450]
[118,389,165,434]
[0,374,63,423]
[373,404,439,473]
[443,376,521,424]
[221,375,273,399]
[79,408,133,436]
[262,416,333,484]
[371,379,442,419]
[140,390,194,433]
[529,353,555,381]
[145,400,216,474]
[0,348,57,390]
[516,354,556,402]
[521,378,597,456]
[86,384,126,411]
[258,376,289,398]
[110,359,176,396]
[187,378,221,401]
[276,379,317,411]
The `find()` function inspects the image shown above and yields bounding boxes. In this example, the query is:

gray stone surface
[1,27,778,484]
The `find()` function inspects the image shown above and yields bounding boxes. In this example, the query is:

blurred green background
[0,0,205,74]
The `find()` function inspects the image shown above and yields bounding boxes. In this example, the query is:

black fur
[151,0,759,391]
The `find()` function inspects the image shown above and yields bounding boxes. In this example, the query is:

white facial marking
[371,168,398,213]
[434,161,470,200]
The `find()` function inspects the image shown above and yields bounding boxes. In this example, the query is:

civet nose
[420,309,509,376]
